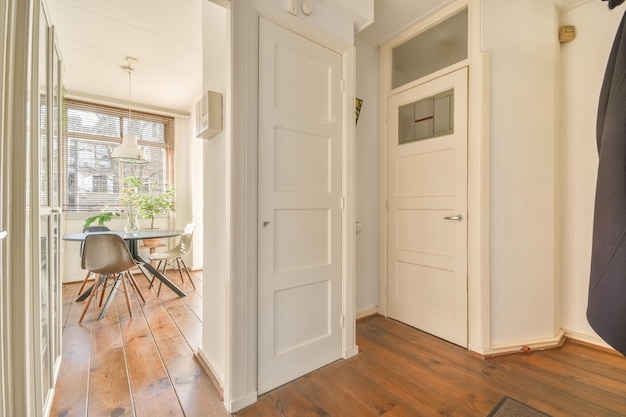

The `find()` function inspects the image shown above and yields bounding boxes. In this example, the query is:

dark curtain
[603,0,626,10]
[588,9,626,355]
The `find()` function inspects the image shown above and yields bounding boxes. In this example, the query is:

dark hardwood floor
[52,272,626,417]
[238,316,626,417]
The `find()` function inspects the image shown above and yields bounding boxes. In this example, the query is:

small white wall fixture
[195,90,223,139]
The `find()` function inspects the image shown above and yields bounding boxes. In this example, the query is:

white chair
[148,224,196,295]
[79,233,146,323]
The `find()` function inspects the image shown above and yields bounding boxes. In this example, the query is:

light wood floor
[51,271,229,417]
[52,273,626,417]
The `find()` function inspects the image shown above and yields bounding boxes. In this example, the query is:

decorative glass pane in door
[399,89,454,144]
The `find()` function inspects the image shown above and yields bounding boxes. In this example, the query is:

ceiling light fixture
[111,56,148,164]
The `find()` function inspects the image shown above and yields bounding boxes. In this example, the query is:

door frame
[378,0,492,354]
[228,0,357,411]
[2,0,37,415]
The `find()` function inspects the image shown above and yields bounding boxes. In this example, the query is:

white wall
[559,1,625,344]
[175,114,204,270]
[482,0,561,347]
[355,37,379,316]
[198,0,230,390]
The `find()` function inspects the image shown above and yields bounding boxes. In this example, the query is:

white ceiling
[47,0,451,115]
[47,0,203,115]
[46,0,592,115]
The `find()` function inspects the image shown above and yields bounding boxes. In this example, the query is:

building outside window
[62,99,175,212]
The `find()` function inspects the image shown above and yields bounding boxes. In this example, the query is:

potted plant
[82,205,120,229]
[121,176,175,244]
[140,186,175,229]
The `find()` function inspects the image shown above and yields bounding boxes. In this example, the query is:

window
[392,8,468,89]
[398,89,454,144]
[62,99,175,212]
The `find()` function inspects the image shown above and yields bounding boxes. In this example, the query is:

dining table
[63,229,187,305]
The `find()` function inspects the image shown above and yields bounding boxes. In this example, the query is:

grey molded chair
[148,224,196,295]
[77,225,110,296]
[78,234,146,323]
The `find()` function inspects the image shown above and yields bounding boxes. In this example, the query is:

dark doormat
[487,396,552,417]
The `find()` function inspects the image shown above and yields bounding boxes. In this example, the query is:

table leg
[77,285,92,301]
[98,276,122,320]
[135,254,186,297]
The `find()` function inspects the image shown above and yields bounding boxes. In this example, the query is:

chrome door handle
[0,230,6,240]
[443,214,463,222]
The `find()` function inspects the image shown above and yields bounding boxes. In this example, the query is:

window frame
[61,99,175,213]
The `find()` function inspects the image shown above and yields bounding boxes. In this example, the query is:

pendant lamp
[111,56,148,164]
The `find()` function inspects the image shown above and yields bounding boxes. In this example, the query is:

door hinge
[340,79,346,92]
[340,196,345,210]
[339,315,345,328]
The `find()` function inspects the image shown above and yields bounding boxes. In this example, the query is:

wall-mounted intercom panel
[195,90,223,139]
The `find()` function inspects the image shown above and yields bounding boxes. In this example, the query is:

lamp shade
[111,133,148,164]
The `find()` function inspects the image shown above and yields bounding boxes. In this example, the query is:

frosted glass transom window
[392,8,468,89]
[398,89,454,145]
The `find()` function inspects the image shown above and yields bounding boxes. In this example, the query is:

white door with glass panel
[387,68,468,347]
[257,17,343,394]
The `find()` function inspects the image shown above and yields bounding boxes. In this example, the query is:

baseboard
[475,329,567,358]
[344,345,359,359]
[563,329,616,352]
[229,391,258,413]
[195,346,258,413]
[196,346,225,398]
[356,306,379,320]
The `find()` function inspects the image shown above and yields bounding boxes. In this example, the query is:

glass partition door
[34,5,62,415]
[0,0,7,414]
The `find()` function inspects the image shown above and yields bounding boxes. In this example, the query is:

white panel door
[258,17,343,394]
[388,68,468,347]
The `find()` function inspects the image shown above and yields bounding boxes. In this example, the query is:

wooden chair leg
[175,258,186,284]
[121,273,132,318]
[179,258,196,290]
[156,261,168,297]
[79,275,102,323]
[148,260,163,290]
[127,271,146,304]
[77,270,92,295]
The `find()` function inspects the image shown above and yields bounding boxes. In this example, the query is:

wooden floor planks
[50,270,230,417]
[51,273,626,417]
[237,315,626,417]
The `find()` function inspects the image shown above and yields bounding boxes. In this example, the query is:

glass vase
[124,209,140,234]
